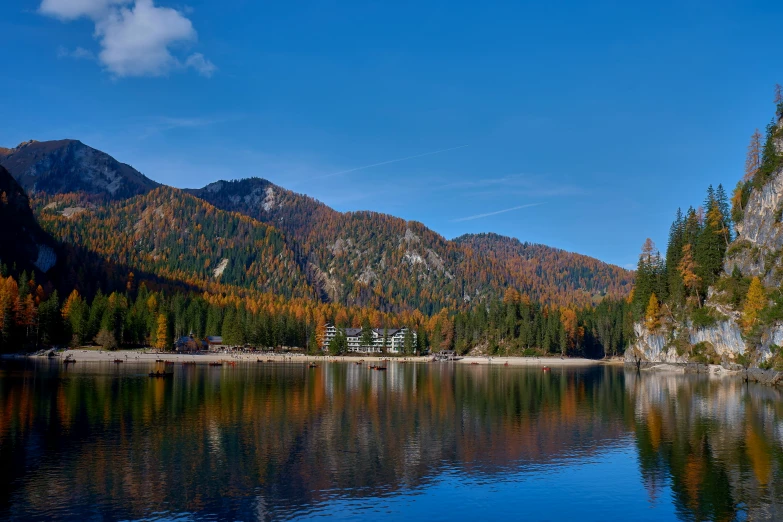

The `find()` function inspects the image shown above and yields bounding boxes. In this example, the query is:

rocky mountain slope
[628,110,783,367]
[1,138,632,313]
[189,178,632,311]
[35,186,312,300]
[0,139,158,200]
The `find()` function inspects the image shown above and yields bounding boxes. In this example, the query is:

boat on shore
[113,359,124,363]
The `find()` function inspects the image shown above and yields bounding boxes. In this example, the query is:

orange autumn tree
[742,277,765,332]
[678,244,701,305]
[155,314,169,350]
[645,293,661,332]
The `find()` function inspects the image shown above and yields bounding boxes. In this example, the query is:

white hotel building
[322,324,417,354]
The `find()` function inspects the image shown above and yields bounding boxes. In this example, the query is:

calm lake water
[1,360,782,521]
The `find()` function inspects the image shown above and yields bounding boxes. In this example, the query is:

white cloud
[184,52,216,77]
[40,0,214,78]
[57,46,96,60]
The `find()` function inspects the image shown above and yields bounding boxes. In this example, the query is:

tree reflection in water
[0,361,781,520]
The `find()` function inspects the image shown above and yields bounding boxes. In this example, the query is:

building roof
[372,328,402,336]
[206,336,223,343]
[343,328,362,337]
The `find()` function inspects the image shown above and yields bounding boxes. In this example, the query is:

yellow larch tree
[742,277,766,332]
[645,293,661,332]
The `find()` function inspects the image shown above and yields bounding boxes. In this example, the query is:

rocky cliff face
[629,113,783,365]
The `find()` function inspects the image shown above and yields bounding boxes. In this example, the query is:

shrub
[691,307,725,328]
[95,329,118,350]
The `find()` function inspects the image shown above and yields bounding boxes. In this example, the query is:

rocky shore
[624,360,783,386]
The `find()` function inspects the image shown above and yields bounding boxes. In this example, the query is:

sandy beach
[12,349,607,367]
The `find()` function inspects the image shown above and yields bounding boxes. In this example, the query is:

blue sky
[2,1,782,269]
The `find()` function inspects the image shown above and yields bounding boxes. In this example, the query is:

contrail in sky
[451,203,542,222]
[317,145,468,179]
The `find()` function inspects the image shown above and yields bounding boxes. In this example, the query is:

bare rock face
[688,319,747,358]
[626,323,686,363]
[724,116,783,285]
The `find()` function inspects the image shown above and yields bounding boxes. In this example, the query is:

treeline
[0,263,631,358]
[450,289,632,358]
[632,184,732,322]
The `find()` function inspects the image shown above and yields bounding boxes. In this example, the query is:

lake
[1,360,781,521]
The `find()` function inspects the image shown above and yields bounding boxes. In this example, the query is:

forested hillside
[34,187,313,300]
[190,178,632,311]
[453,233,632,305]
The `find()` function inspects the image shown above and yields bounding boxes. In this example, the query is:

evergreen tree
[665,208,686,307]
[694,187,727,293]
[360,317,374,350]
[403,328,415,355]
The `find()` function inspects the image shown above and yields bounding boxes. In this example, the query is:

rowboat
[148,371,173,378]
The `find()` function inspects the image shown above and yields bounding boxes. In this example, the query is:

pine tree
[715,184,732,244]
[742,277,765,332]
[744,129,762,182]
[633,239,665,318]
[404,327,415,355]
[360,317,374,350]
[665,209,686,306]
[694,187,727,292]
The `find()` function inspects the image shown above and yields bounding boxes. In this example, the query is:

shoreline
[4,349,611,367]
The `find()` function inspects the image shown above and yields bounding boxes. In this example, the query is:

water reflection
[0,361,781,520]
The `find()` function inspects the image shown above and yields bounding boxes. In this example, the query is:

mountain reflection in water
[0,361,781,521]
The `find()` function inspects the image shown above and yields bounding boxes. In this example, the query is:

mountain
[0,139,158,200]
[35,186,313,300]
[0,165,57,274]
[0,138,633,313]
[189,178,632,310]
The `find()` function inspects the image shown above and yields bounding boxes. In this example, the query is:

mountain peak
[0,139,158,200]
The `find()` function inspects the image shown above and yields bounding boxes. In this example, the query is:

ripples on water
[1,361,782,521]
